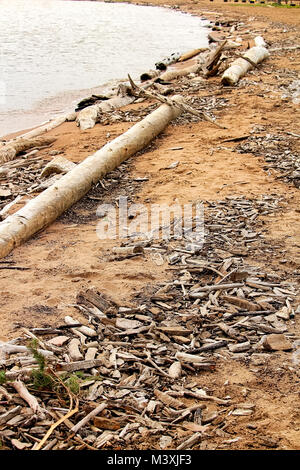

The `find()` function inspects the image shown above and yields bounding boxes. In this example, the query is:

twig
[70,402,107,434]
[33,369,79,450]
[128,74,226,129]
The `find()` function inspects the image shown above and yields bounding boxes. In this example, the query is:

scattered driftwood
[0,97,184,259]
[203,40,227,77]
[128,75,225,129]
[76,94,136,131]
[221,41,270,86]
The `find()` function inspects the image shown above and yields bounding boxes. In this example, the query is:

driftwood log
[0,137,56,164]
[76,94,135,131]
[221,44,270,86]
[0,96,184,259]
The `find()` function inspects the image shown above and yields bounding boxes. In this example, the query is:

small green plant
[28,340,54,390]
[0,371,6,385]
[65,374,80,395]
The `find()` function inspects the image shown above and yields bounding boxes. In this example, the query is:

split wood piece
[76,289,116,315]
[70,403,107,434]
[11,380,46,419]
[222,294,261,311]
[65,315,97,338]
[228,341,251,353]
[0,137,56,164]
[58,359,104,372]
[203,40,227,77]
[176,432,202,450]
[217,322,245,342]
[128,75,225,129]
[224,310,273,320]
[0,97,184,259]
[175,351,212,365]
[154,390,186,409]
[221,45,270,86]
[0,406,22,425]
[190,340,228,354]
[190,283,244,297]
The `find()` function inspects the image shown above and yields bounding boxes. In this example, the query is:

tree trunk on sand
[221,46,269,86]
[0,137,56,164]
[0,96,184,259]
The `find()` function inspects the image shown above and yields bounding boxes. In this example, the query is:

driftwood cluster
[0,193,298,450]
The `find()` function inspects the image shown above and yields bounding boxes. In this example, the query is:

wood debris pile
[235,133,300,188]
[0,195,298,450]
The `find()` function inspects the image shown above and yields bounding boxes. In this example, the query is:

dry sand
[0,0,299,450]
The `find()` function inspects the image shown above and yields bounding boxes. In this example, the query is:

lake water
[0,0,209,137]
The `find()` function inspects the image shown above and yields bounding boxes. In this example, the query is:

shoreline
[0,0,299,451]
[0,0,210,140]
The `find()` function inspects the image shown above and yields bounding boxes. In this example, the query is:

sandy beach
[0,0,299,451]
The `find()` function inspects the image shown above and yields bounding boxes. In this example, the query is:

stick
[34,370,79,450]
[11,380,47,419]
[128,74,226,129]
[70,403,107,434]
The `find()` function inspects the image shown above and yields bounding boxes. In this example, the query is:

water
[0,0,209,137]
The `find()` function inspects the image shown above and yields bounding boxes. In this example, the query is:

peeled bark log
[0,97,184,259]
[221,46,270,86]
[0,137,56,164]
[159,62,201,82]
[76,94,135,130]
[178,48,207,62]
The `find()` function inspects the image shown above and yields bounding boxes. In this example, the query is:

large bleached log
[0,137,56,164]
[0,96,184,259]
[221,45,270,86]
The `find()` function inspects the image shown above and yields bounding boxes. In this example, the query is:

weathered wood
[128,75,225,129]
[221,45,270,86]
[11,380,46,418]
[76,94,135,130]
[0,137,56,164]
[71,403,107,434]
[178,48,207,62]
[0,97,184,259]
